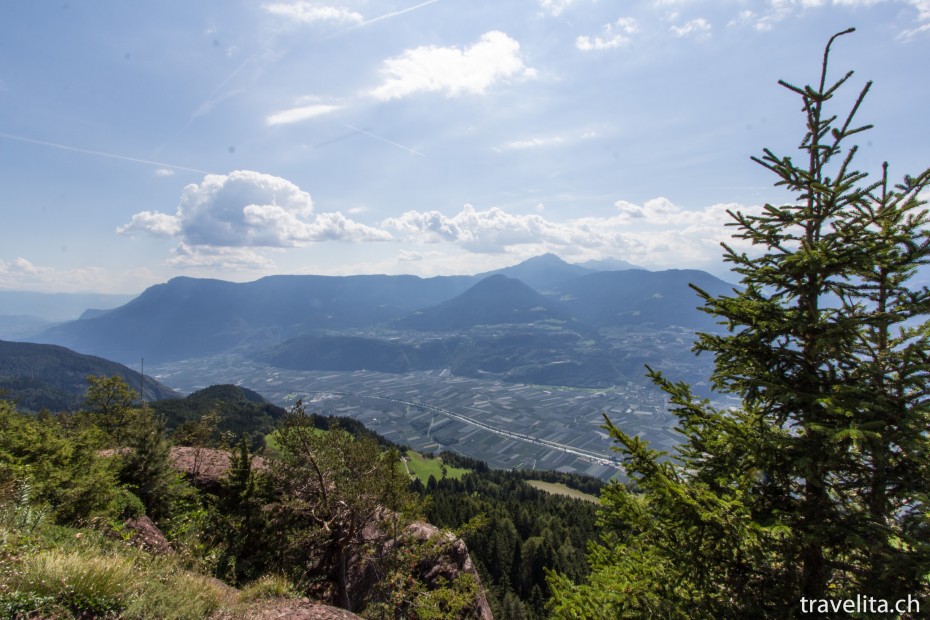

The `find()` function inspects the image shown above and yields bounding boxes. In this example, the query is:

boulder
[110,515,174,555]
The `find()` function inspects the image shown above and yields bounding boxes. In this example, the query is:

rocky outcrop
[167,447,492,618]
[346,519,494,619]
[401,521,494,620]
[169,446,265,490]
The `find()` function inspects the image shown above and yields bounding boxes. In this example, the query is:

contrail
[356,0,442,27]
[341,124,425,157]
[324,0,442,39]
[150,54,255,157]
[0,132,212,175]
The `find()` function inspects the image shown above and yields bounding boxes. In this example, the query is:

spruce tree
[550,29,930,618]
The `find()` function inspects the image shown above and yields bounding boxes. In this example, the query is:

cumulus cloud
[369,31,536,101]
[263,2,363,24]
[119,170,391,254]
[154,168,175,177]
[576,17,638,51]
[119,211,181,238]
[383,204,586,252]
[383,199,765,269]
[266,103,341,126]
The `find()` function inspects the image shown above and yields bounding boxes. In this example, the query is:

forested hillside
[0,340,177,412]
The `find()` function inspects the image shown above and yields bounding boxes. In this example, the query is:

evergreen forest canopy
[549,29,930,618]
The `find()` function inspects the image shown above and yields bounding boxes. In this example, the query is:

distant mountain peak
[477,254,592,291]
[395,274,567,331]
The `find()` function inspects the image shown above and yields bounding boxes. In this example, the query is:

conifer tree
[549,29,930,618]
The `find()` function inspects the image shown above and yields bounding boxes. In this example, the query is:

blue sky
[1,0,928,293]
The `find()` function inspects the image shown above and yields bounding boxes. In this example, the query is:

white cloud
[671,17,712,38]
[384,204,590,252]
[538,0,576,16]
[382,199,765,269]
[0,257,48,277]
[266,103,341,126]
[725,1,930,34]
[576,18,638,51]
[119,170,391,252]
[263,2,363,23]
[166,244,275,270]
[154,168,175,177]
[118,211,181,238]
[369,31,536,101]
[0,257,147,294]
[494,129,598,151]
[497,136,565,151]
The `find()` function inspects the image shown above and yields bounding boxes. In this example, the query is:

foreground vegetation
[0,378,603,619]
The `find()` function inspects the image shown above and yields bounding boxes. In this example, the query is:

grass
[239,574,298,602]
[0,537,225,619]
[526,480,600,504]
[402,451,470,483]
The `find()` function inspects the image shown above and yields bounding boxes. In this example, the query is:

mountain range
[22,254,736,388]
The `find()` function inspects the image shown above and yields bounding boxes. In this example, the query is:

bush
[107,487,146,521]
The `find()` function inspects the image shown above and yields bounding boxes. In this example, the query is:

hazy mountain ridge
[557,268,736,331]
[26,255,733,388]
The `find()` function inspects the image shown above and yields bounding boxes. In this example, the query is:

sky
[1,0,928,294]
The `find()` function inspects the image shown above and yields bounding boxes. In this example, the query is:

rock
[169,446,265,490]
[213,599,364,619]
[402,521,494,620]
[111,515,174,555]
[348,519,494,619]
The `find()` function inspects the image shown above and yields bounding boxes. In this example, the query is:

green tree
[549,29,930,618]
[83,375,138,445]
[119,407,184,522]
[212,438,271,584]
[269,401,420,611]
[0,399,119,525]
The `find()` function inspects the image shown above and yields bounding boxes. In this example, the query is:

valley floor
[150,353,692,480]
